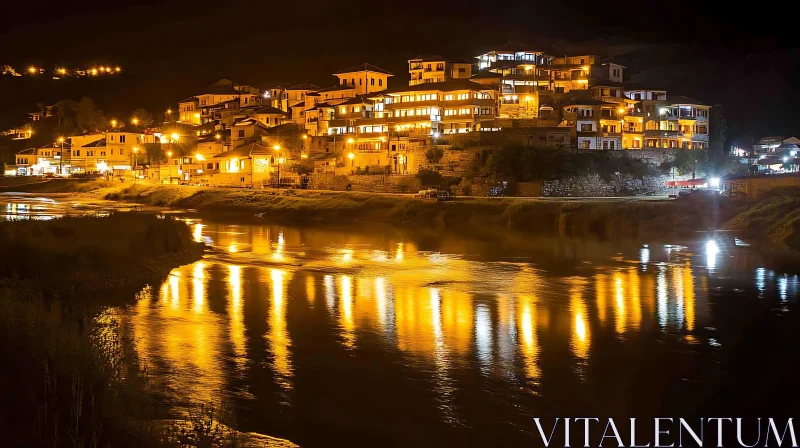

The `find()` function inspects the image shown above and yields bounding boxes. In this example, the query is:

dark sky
[2,0,798,145]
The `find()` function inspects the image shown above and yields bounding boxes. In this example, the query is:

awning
[665,178,706,187]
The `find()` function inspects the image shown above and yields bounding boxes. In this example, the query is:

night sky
[2,0,798,146]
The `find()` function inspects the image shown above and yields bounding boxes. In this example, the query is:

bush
[425,147,444,164]
[416,169,443,187]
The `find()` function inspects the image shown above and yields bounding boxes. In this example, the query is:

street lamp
[111,119,117,128]
[132,118,139,126]
[273,145,281,186]
[57,137,65,175]
[348,152,355,167]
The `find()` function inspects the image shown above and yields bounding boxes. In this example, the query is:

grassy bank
[103,183,733,241]
[0,214,206,446]
[725,186,800,251]
[0,213,204,292]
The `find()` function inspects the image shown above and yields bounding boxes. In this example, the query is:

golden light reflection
[169,273,180,310]
[228,265,246,364]
[375,277,389,330]
[682,261,696,333]
[339,275,356,349]
[305,274,316,305]
[594,273,608,326]
[192,262,206,314]
[395,242,404,261]
[614,273,626,334]
[271,231,285,262]
[518,296,540,380]
[268,269,293,392]
[228,243,238,253]
[568,280,590,362]
[193,223,204,243]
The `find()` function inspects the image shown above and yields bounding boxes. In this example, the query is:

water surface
[113,218,799,446]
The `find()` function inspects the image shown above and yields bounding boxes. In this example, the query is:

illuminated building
[407,55,473,86]
[178,79,263,125]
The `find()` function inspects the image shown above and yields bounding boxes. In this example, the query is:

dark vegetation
[470,143,746,184]
[0,214,203,291]
[0,214,208,446]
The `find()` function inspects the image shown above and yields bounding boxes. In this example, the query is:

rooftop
[666,95,709,106]
[563,98,619,107]
[333,63,394,76]
[214,142,273,159]
[286,83,321,91]
[81,138,107,148]
[254,106,288,115]
[477,41,542,56]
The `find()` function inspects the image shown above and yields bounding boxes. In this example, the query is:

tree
[709,105,727,153]
[425,147,444,164]
[75,97,106,133]
[131,108,153,126]
[143,142,163,164]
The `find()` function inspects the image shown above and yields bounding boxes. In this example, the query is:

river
[3,193,799,446]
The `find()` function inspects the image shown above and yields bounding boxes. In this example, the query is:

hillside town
[3,42,797,195]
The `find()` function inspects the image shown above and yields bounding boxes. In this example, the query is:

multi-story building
[562,99,626,150]
[178,79,262,125]
[407,55,473,86]
[332,63,393,96]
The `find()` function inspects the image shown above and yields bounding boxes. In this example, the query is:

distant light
[90,68,98,76]
[618,108,625,114]
[28,66,37,74]
[215,134,221,140]
[706,240,720,270]
[302,134,308,139]
[171,133,180,141]
[347,138,355,144]
[273,144,280,151]
[193,113,200,119]
[278,157,286,163]
[301,153,308,159]
[784,157,789,162]
[167,151,173,157]
[791,150,797,157]
[57,137,64,143]
[133,147,139,153]
[659,108,669,115]
[110,119,117,127]
[196,153,205,161]
[348,152,355,160]
[57,68,66,75]
[115,66,121,72]
[132,118,139,125]
[166,108,172,114]
[709,177,720,188]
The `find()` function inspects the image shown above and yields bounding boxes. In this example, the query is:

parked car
[436,190,454,201]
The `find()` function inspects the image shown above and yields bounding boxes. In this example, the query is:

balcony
[410,64,423,70]
[645,130,684,138]
[385,99,440,109]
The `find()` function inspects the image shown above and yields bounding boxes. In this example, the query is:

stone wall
[308,173,420,193]
[541,173,690,197]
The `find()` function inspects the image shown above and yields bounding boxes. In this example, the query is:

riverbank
[9,179,800,258]
[0,214,202,446]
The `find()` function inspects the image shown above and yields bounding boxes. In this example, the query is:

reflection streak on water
[268,268,293,395]
[109,219,800,433]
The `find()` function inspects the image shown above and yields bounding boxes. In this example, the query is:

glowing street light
[132,118,139,125]
[57,68,67,75]
[167,151,173,158]
[273,145,281,151]
[301,153,308,159]
[195,153,205,161]
[170,133,180,141]
[110,119,117,128]
[90,68,98,76]
[347,138,355,144]
[115,66,121,72]
[214,134,221,140]
[348,152,355,160]
[28,66,37,74]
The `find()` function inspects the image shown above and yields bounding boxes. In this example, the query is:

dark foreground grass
[0,213,204,292]
[0,214,217,446]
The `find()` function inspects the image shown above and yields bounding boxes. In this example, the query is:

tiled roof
[287,83,321,91]
[470,70,503,79]
[333,63,393,76]
[16,148,36,155]
[563,98,619,106]
[82,138,107,147]
[337,95,370,105]
[318,84,356,92]
[213,142,273,159]
[254,106,288,115]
